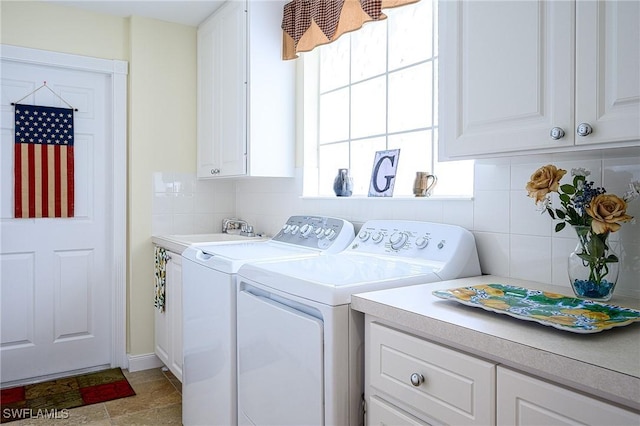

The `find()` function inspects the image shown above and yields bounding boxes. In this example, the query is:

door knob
[576,123,593,137]
[550,127,565,140]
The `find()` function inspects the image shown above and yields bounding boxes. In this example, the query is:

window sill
[299,195,474,201]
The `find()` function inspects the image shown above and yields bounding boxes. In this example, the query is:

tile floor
[10,368,182,425]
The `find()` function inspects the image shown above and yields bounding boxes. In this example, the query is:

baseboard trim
[127,353,164,372]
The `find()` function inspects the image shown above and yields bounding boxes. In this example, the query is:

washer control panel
[271,216,355,253]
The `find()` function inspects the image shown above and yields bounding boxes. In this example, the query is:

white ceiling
[44,0,226,27]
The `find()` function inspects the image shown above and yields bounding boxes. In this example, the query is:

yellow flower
[525,165,567,203]
[476,285,504,297]
[450,288,476,301]
[586,194,633,234]
[479,299,510,310]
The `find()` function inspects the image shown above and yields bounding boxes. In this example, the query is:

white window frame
[300,0,473,199]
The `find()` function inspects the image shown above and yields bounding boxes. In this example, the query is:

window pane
[388,63,432,132]
[388,0,432,70]
[320,35,350,92]
[388,131,432,196]
[351,76,386,139]
[351,137,387,195]
[319,142,350,196]
[434,130,474,196]
[351,20,387,83]
[433,58,439,126]
[319,88,349,144]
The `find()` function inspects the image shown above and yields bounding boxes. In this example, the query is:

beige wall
[1,2,197,357]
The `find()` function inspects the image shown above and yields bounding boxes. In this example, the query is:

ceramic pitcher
[413,172,437,197]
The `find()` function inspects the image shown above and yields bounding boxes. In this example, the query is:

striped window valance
[282,0,419,60]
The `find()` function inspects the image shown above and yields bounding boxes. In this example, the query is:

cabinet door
[575,1,640,145]
[497,367,639,426]
[197,1,247,178]
[440,1,574,158]
[168,255,183,382]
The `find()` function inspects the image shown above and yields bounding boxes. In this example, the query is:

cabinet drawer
[368,395,429,426]
[497,367,640,426]
[369,322,495,425]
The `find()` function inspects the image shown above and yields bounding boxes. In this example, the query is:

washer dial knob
[300,223,314,237]
[324,228,337,240]
[389,232,409,250]
[314,227,325,239]
[282,224,292,234]
[371,232,384,243]
[290,225,300,235]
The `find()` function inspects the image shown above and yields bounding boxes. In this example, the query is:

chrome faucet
[222,218,255,237]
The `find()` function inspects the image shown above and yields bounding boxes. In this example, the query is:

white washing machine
[236,220,481,426]
[181,216,354,426]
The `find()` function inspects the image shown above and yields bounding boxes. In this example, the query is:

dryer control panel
[349,219,479,267]
[271,216,355,253]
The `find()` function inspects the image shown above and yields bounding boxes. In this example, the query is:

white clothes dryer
[181,216,354,426]
[236,220,481,426]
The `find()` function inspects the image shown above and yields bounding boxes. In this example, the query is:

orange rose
[526,165,567,203]
[586,194,633,234]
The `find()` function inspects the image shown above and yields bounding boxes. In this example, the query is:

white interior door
[1,53,117,383]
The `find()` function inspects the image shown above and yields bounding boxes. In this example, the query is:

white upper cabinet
[575,1,640,146]
[197,0,295,178]
[439,0,640,160]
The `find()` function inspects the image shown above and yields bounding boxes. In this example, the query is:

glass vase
[568,225,619,301]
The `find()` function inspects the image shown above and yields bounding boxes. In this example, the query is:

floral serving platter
[432,284,640,333]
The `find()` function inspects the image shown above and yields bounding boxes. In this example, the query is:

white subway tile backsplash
[473,231,509,277]
[473,190,510,233]
[151,156,640,298]
[510,234,552,283]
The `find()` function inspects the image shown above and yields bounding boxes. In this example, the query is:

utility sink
[152,232,267,254]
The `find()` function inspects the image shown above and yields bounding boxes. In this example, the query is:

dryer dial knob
[290,225,300,235]
[415,236,430,249]
[389,232,409,250]
[314,227,325,239]
[371,232,384,243]
[282,224,292,234]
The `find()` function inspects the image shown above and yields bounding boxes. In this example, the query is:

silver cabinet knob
[576,123,593,137]
[410,373,424,387]
[550,127,565,140]
[210,168,221,175]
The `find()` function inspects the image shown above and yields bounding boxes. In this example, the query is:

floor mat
[1,367,135,423]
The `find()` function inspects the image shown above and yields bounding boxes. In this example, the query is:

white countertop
[152,233,268,254]
[351,275,640,411]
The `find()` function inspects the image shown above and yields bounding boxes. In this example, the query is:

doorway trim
[1,44,128,370]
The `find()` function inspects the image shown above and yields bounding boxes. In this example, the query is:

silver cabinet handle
[210,168,221,175]
[550,127,565,140]
[576,123,593,137]
[410,373,424,387]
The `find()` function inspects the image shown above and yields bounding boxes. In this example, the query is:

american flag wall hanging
[14,104,75,218]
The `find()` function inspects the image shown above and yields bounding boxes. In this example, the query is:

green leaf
[547,208,556,219]
[560,184,576,194]
[560,194,570,203]
[555,222,566,232]
[605,254,619,263]
[555,209,566,219]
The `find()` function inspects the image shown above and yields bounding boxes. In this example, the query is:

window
[302,0,473,197]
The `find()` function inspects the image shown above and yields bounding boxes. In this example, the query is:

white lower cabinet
[366,320,639,426]
[497,367,639,426]
[154,249,183,382]
[366,321,496,425]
